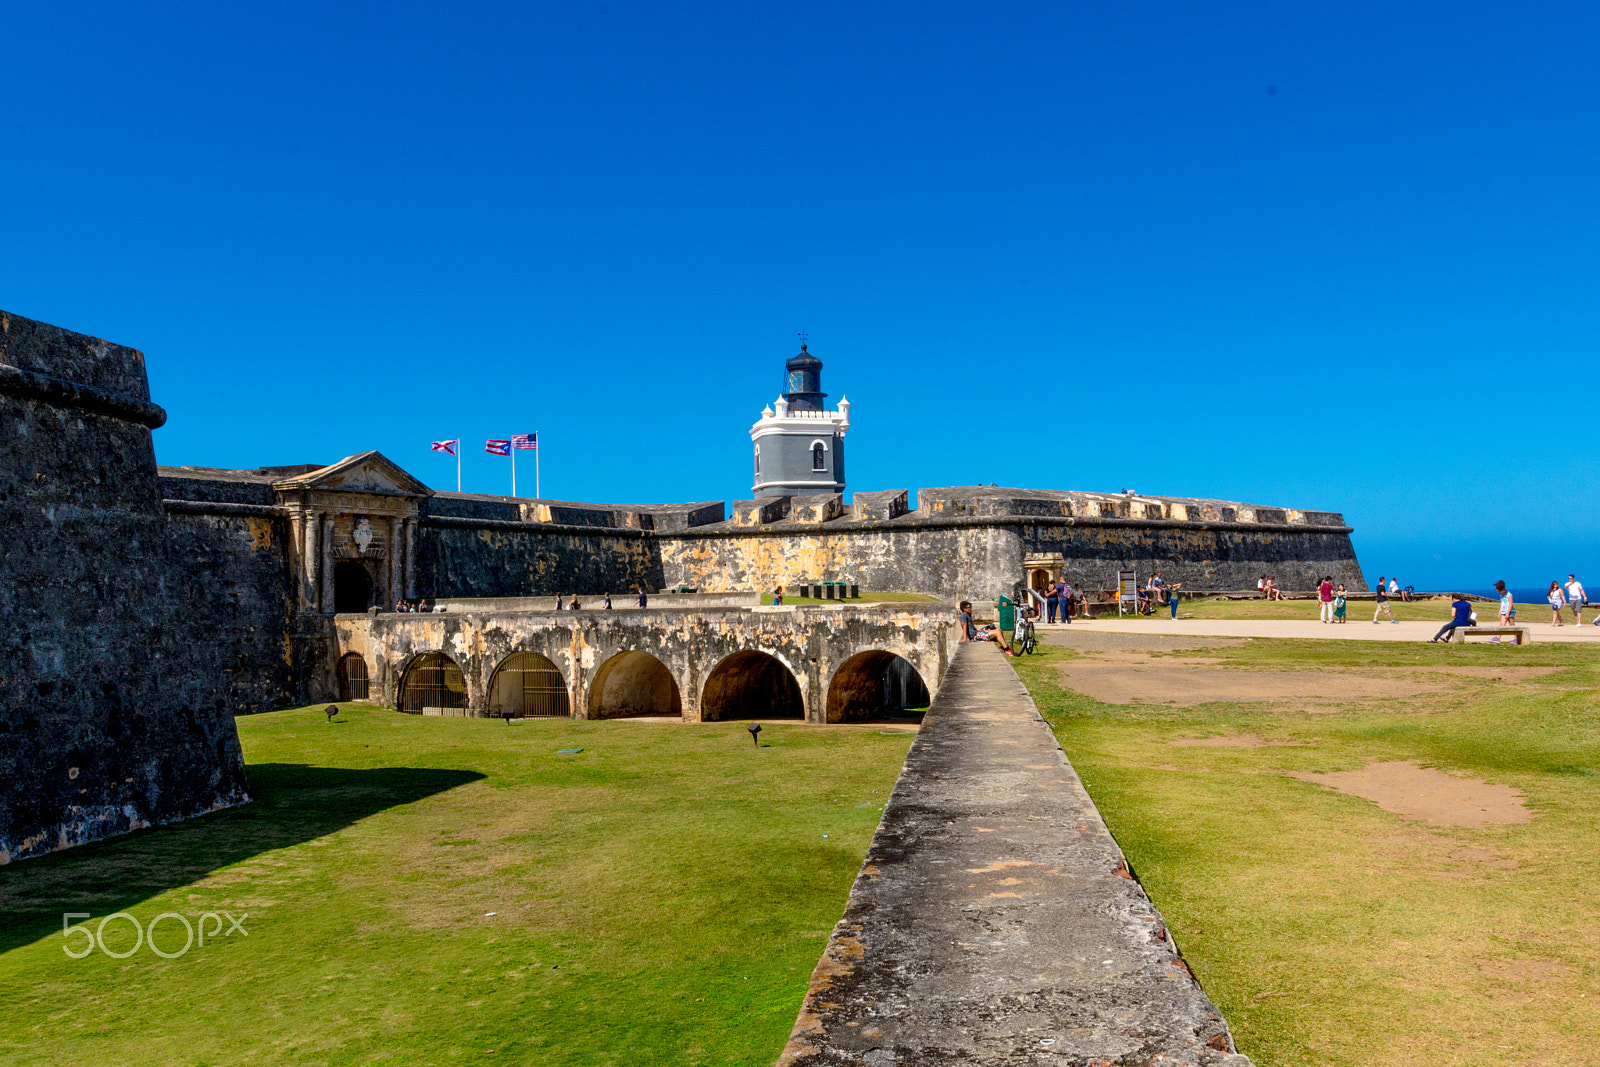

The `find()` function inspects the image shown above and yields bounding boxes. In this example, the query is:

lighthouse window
[812,442,827,471]
[754,446,761,475]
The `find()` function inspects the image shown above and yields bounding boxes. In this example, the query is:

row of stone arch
[336,647,930,723]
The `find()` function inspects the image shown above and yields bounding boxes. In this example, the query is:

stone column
[299,511,319,613]
[404,518,418,599]
[320,514,336,613]
[387,516,403,609]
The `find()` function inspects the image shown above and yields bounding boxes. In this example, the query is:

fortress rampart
[0,308,1366,860]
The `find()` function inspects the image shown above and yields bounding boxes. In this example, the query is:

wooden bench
[1452,626,1530,645]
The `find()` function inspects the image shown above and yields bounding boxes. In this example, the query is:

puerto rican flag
[511,433,538,450]
[485,439,511,456]
[430,440,459,456]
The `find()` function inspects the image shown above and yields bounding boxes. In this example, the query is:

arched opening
[400,652,467,715]
[587,651,682,719]
[701,651,804,722]
[811,442,827,471]
[333,560,374,613]
[336,653,369,701]
[489,651,571,718]
[826,651,930,724]
[1030,568,1052,592]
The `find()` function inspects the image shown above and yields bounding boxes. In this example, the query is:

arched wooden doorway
[333,561,374,613]
[400,652,467,715]
[488,652,571,718]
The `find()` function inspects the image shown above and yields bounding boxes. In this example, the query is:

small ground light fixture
[747,723,762,747]
[501,711,513,725]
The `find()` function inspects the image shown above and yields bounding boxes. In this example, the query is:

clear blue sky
[5,2,1596,590]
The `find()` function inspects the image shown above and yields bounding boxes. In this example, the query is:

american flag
[485,439,511,456]
[430,440,459,456]
[512,433,538,450]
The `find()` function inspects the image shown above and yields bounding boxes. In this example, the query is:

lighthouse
[750,341,850,498]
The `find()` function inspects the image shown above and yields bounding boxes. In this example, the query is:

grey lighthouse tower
[750,341,850,498]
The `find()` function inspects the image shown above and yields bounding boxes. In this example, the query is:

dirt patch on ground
[1286,760,1533,827]
[1054,652,1450,706]
[1479,959,1578,981]
[1039,631,1240,653]
[1399,666,1565,681]
[1169,734,1312,748]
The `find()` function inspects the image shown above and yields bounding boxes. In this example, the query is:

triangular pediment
[272,451,433,498]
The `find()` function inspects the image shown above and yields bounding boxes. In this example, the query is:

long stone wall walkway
[778,642,1253,1067]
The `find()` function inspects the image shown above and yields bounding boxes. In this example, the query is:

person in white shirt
[1565,574,1587,625]
[1387,578,1400,595]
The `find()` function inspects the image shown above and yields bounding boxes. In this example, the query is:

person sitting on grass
[1430,593,1477,643]
[958,600,1014,655]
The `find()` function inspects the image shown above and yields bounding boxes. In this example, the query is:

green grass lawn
[0,708,914,1066]
[1011,637,1600,1067]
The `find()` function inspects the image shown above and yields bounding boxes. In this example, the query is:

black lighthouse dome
[783,342,827,412]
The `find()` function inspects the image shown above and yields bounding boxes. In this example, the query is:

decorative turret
[750,339,850,499]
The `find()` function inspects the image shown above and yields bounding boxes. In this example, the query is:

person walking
[1430,593,1477,643]
[636,585,648,609]
[1495,581,1514,625]
[1045,580,1060,624]
[1318,575,1335,623]
[1565,574,1586,625]
[603,592,613,610]
[1548,581,1566,625]
[1333,584,1348,623]
[1168,582,1182,619]
[1373,577,1397,623]
[773,585,784,606]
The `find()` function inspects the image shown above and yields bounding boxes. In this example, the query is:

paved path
[778,642,1251,1067]
[1040,617,1600,644]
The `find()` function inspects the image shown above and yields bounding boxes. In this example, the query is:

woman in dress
[1547,580,1566,625]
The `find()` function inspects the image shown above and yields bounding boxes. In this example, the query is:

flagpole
[456,441,461,493]
[536,435,541,499]
[511,446,517,498]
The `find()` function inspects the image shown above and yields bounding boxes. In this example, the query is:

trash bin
[997,595,1016,631]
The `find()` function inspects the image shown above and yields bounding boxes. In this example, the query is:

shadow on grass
[0,762,482,956]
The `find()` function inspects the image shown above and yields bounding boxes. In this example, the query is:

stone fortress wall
[0,312,255,864]
[0,308,1366,861]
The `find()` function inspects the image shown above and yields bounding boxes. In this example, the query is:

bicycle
[1013,608,1037,655]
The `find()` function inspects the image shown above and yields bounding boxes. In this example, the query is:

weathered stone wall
[656,524,1025,602]
[0,311,249,864]
[161,507,298,712]
[334,603,955,724]
[653,516,1365,600]
[415,520,665,599]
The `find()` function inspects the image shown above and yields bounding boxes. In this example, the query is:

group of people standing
[1043,579,1087,623]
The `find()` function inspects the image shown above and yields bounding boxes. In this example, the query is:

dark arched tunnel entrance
[587,651,682,719]
[826,651,930,723]
[700,651,804,721]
